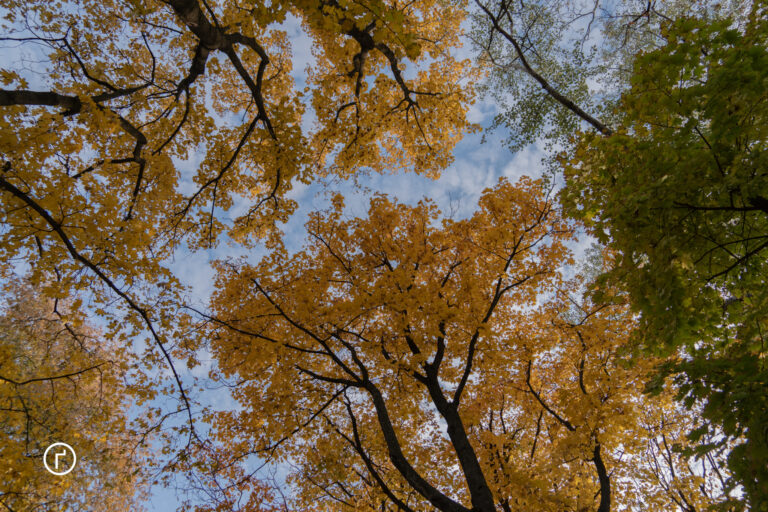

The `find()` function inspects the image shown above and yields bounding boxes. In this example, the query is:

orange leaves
[0,5,475,502]
[207,177,578,509]
[0,1,743,510]
[299,0,477,178]
[204,176,734,511]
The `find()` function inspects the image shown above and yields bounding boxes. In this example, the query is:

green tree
[471,0,750,152]
[561,2,768,506]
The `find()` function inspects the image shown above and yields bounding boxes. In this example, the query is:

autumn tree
[202,178,733,511]
[0,277,148,511]
[0,0,475,477]
[471,0,765,505]
[1,0,758,508]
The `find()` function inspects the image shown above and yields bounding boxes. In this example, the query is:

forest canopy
[0,0,765,510]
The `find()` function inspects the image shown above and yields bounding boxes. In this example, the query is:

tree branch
[0,362,108,386]
[474,0,612,136]
[0,173,198,440]
[525,360,576,431]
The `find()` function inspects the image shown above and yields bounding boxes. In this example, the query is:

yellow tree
[0,0,472,264]
[204,178,733,511]
[0,277,148,511]
[0,0,475,465]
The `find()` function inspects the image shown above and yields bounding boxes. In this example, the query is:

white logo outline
[43,442,77,476]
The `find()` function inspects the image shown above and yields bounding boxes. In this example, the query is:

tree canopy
[0,0,764,510]
[205,178,734,511]
[561,2,768,506]
[0,278,147,511]
[0,0,475,489]
[0,0,474,394]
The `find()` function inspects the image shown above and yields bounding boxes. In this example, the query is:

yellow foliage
[206,178,732,511]
[0,278,148,511]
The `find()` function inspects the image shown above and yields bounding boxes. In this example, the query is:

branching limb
[474,0,612,136]
[525,360,576,431]
[0,362,109,386]
[0,172,198,443]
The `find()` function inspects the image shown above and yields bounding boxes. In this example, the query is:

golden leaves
[203,176,733,511]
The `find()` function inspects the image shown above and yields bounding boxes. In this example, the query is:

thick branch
[421,363,497,512]
[364,383,471,512]
[0,89,81,113]
[592,444,611,512]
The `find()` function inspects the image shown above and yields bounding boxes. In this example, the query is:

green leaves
[562,2,768,507]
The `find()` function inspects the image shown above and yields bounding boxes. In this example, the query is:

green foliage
[472,0,753,164]
[471,0,603,153]
[562,1,768,506]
